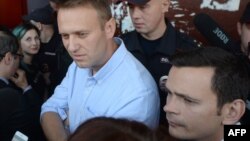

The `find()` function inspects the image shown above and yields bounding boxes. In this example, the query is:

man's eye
[61,34,69,39]
[184,98,198,105]
[79,32,87,38]
[139,4,149,10]
[184,98,193,103]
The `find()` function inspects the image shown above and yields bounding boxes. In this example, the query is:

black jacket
[0,79,45,141]
[20,61,46,99]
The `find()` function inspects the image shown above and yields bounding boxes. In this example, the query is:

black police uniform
[0,80,45,141]
[121,19,199,125]
[20,60,46,100]
[38,32,72,97]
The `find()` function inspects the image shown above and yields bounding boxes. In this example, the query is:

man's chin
[169,128,188,141]
[75,62,88,68]
[135,28,147,34]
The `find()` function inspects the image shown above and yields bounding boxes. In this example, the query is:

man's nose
[67,35,79,52]
[163,95,179,114]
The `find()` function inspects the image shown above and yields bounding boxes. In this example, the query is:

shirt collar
[91,37,127,83]
[0,77,9,85]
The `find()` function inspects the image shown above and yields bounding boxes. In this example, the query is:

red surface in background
[0,0,27,29]
[167,0,250,45]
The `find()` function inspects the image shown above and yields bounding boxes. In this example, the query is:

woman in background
[13,22,47,100]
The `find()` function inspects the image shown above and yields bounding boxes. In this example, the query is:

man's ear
[36,22,43,31]
[31,20,42,31]
[222,99,246,125]
[105,17,116,39]
[3,52,13,65]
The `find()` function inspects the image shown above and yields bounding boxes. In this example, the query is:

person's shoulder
[176,31,201,50]
[0,88,20,105]
[0,87,19,95]
[120,30,137,40]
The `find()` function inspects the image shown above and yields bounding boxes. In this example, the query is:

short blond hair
[58,0,112,29]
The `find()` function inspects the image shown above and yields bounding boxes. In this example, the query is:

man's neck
[141,18,166,40]
[40,27,54,43]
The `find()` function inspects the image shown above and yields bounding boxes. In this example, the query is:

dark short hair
[12,22,40,41]
[57,0,112,29]
[240,2,250,24]
[69,117,156,141]
[0,30,19,61]
[170,47,250,109]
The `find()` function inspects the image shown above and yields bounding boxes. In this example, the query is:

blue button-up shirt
[41,38,159,133]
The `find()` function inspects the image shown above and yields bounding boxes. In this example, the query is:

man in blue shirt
[40,0,160,140]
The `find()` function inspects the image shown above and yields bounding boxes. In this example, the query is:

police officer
[120,0,199,125]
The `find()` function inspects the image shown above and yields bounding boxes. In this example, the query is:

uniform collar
[127,19,177,56]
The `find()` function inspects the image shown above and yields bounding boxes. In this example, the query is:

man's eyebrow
[165,86,201,103]
[59,28,89,34]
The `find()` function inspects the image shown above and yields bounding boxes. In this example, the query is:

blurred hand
[43,72,51,86]
[10,69,29,90]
